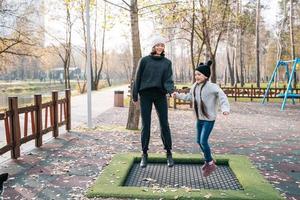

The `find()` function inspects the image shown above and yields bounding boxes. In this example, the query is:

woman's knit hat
[152,36,167,47]
[196,60,213,78]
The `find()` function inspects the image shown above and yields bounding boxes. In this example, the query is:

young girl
[174,60,230,177]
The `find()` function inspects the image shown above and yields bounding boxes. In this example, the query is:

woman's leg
[153,94,172,152]
[140,94,153,154]
[199,120,215,162]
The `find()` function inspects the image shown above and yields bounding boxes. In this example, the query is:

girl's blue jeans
[196,119,215,162]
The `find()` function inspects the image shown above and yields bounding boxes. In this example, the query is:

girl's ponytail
[200,80,209,118]
[193,85,199,119]
[193,81,209,119]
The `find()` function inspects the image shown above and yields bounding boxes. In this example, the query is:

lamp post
[86,0,92,128]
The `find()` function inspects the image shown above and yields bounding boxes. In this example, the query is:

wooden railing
[172,88,193,109]
[127,84,300,108]
[221,84,300,101]
[172,85,300,108]
[0,89,71,159]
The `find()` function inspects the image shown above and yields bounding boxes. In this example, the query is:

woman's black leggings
[139,90,172,153]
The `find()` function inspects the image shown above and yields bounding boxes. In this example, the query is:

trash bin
[114,91,124,107]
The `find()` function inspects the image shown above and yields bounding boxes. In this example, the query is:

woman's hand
[133,100,139,107]
[223,111,229,115]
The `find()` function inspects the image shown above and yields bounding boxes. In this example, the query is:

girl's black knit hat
[196,60,213,78]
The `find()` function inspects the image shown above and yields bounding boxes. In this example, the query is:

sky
[261,0,280,29]
[43,0,281,52]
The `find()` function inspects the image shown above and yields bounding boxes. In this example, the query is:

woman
[132,36,175,168]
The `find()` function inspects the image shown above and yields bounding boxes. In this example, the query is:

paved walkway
[0,91,299,200]
[70,85,129,127]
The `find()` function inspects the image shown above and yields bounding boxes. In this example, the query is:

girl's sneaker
[203,162,217,177]
[201,160,215,172]
[201,162,208,171]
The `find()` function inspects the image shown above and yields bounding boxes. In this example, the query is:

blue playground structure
[262,58,300,110]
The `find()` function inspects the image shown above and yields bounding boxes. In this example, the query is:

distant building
[48,67,82,81]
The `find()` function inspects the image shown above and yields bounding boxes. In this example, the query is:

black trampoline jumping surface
[124,163,243,190]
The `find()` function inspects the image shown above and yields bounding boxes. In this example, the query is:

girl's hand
[223,111,229,115]
[171,92,177,98]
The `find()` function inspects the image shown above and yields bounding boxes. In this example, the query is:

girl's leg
[199,120,215,162]
[196,120,204,148]
[196,120,208,169]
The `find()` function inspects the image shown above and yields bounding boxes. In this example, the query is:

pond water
[0,90,67,110]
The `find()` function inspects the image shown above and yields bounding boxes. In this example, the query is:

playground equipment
[262,58,300,110]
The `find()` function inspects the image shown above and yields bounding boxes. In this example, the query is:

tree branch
[121,0,131,8]
[139,1,182,11]
[0,40,21,54]
[3,50,37,57]
[102,0,130,11]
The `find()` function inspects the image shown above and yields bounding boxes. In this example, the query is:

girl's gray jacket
[175,82,230,121]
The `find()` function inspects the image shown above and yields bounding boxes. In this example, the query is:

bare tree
[0,1,38,62]
[256,0,261,88]
[62,1,72,89]
[238,0,245,86]
[104,0,142,130]
[199,0,230,83]
[92,0,107,90]
[289,0,296,87]
[276,0,288,60]
[126,0,142,130]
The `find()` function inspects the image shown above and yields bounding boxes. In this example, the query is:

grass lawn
[87,153,283,200]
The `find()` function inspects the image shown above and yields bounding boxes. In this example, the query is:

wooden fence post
[250,84,253,102]
[52,91,59,137]
[8,97,21,159]
[65,89,71,131]
[167,96,171,108]
[267,88,269,102]
[234,84,237,102]
[34,94,42,147]
[174,97,177,109]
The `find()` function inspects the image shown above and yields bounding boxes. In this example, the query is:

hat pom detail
[207,60,213,66]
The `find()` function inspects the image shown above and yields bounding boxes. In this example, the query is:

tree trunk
[223,62,228,85]
[231,50,235,86]
[80,2,93,90]
[226,49,234,86]
[93,0,98,91]
[256,0,261,88]
[63,2,71,90]
[190,0,196,83]
[238,0,244,87]
[94,1,106,90]
[200,0,229,83]
[276,0,287,60]
[126,0,141,130]
[290,0,296,88]
[226,10,234,86]
[234,53,240,84]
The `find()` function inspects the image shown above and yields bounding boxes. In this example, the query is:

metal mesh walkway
[124,163,243,190]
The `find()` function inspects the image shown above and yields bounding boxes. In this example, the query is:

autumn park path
[0,92,299,199]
